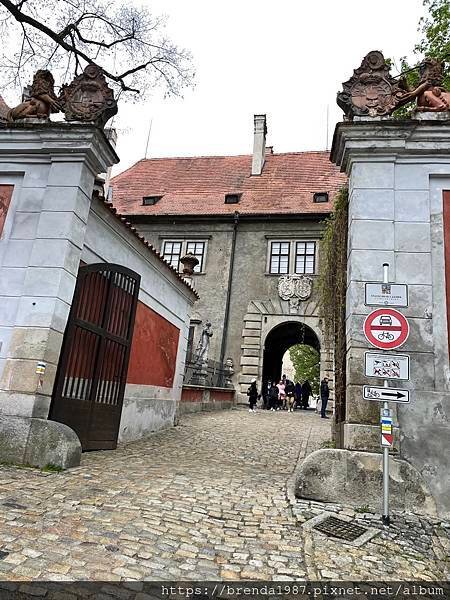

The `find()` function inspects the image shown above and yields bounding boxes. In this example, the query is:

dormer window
[143,195,162,206]
[224,193,241,204]
[313,192,329,203]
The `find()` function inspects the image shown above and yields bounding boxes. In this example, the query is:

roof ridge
[111,150,332,181]
[112,158,148,181]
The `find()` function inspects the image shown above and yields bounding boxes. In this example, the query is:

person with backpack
[247,378,259,412]
[268,382,279,411]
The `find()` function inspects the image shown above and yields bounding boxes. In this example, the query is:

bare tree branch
[0,0,194,99]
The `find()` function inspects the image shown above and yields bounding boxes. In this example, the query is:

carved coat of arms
[278,275,313,311]
[337,51,409,119]
[59,64,118,127]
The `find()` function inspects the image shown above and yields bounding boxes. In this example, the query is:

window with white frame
[162,240,207,273]
[186,241,206,273]
[268,240,317,275]
[269,241,290,274]
[162,241,183,271]
[295,241,316,274]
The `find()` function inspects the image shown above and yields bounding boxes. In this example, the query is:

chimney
[251,114,267,176]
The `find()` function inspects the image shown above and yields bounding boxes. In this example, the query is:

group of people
[247,374,330,418]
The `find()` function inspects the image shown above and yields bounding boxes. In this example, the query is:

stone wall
[330,115,450,517]
[0,124,117,468]
[0,123,196,468]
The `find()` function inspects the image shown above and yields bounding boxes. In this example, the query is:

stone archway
[237,299,333,404]
[262,321,320,386]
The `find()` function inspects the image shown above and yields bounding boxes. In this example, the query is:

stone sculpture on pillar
[195,321,213,363]
[224,357,235,388]
[192,321,213,385]
[336,51,410,119]
[6,64,118,127]
[337,51,450,119]
[413,58,450,112]
[7,70,60,122]
[59,64,118,127]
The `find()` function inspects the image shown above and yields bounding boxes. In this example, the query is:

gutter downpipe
[219,210,239,368]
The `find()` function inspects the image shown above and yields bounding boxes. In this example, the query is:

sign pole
[382,263,390,526]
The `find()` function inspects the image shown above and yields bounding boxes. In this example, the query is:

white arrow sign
[363,385,410,403]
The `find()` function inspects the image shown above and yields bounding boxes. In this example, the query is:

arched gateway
[238,300,333,403]
[262,321,320,385]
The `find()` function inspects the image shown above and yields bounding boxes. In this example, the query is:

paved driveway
[0,409,447,587]
[0,409,328,582]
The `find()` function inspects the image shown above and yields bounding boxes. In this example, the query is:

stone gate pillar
[295,114,450,517]
[0,122,118,468]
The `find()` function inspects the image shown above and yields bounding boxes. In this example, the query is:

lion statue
[7,70,60,122]
[400,58,450,113]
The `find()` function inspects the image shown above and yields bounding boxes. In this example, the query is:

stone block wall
[331,116,450,516]
[0,123,197,467]
[0,124,117,467]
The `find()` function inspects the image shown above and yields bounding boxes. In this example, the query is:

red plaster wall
[0,185,14,237]
[181,388,203,403]
[181,387,235,403]
[127,301,180,387]
[212,390,234,403]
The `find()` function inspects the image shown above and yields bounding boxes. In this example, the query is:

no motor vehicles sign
[363,308,409,350]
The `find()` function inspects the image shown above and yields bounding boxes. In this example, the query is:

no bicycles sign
[363,308,410,350]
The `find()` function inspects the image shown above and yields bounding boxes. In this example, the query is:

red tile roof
[94,189,199,299]
[111,151,347,217]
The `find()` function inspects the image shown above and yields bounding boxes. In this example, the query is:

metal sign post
[362,264,411,526]
[382,263,390,526]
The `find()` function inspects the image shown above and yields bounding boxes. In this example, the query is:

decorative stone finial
[180,252,199,276]
[59,64,118,127]
[7,70,60,122]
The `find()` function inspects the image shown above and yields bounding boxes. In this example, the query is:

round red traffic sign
[363,308,409,350]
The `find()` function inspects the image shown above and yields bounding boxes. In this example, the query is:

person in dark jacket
[268,382,279,411]
[285,379,295,412]
[301,379,312,409]
[294,382,302,409]
[320,377,330,418]
[247,378,259,412]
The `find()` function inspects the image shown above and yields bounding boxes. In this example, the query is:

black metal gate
[49,263,140,451]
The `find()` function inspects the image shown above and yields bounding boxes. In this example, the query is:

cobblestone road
[0,409,448,585]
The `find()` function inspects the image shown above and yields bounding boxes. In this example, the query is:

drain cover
[313,515,368,542]
[0,550,9,560]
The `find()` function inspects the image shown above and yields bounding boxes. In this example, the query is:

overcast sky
[112,0,424,175]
